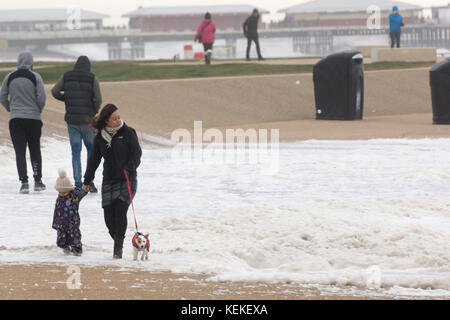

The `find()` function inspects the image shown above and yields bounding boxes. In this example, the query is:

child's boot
[72,250,82,257]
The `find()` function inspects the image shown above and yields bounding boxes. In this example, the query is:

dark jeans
[246,36,263,59]
[67,124,94,189]
[390,32,401,48]
[104,199,130,240]
[9,118,43,183]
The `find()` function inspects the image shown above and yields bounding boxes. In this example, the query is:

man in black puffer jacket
[243,9,265,61]
[52,56,102,192]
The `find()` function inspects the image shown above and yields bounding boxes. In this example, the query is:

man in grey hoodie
[0,51,46,194]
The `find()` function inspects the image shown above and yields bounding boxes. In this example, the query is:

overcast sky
[1,0,449,25]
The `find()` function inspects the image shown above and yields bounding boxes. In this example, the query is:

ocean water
[0,135,449,298]
[46,37,307,60]
[3,34,445,62]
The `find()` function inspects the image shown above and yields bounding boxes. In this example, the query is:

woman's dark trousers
[104,199,129,258]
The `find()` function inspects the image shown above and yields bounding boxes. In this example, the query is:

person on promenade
[389,6,404,48]
[195,12,216,65]
[243,9,265,61]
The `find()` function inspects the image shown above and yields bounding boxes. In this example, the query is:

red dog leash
[125,169,151,252]
[124,169,139,232]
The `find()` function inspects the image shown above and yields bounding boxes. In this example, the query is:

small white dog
[132,232,150,261]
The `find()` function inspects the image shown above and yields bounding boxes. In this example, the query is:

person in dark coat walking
[0,51,46,194]
[82,104,142,259]
[51,56,102,192]
[243,9,265,61]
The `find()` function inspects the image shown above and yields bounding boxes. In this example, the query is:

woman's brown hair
[92,104,118,130]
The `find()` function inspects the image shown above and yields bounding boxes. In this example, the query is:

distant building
[123,5,269,32]
[0,8,108,32]
[277,0,423,28]
[432,5,450,25]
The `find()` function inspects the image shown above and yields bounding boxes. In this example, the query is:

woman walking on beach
[195,12,216,65]
[82,104,142,259]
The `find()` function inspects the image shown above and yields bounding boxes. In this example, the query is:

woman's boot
[113,235,124,259]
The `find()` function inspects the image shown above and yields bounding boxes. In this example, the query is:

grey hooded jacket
[0,52,46,121]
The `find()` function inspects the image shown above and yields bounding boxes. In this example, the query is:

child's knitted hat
[55,169,75,192]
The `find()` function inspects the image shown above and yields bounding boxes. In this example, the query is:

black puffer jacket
[63,56,96,125]
[83,122,142,185]
[51,56,102,125]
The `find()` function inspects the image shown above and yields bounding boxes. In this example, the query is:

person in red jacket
[195,12,216,65]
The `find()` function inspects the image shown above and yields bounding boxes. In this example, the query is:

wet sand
[0,264,390,300]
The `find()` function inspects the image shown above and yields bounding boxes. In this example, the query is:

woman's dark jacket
[83,122,142,207]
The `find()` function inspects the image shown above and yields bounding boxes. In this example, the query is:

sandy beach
[2,67,449,142]
[1,67,449,300]
[1,264,378,300]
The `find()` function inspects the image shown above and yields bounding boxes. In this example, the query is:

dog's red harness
[132,233,150,250]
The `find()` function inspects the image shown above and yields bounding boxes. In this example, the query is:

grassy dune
[0,60,435,83]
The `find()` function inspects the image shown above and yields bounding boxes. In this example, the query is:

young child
[52,169,88,256]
